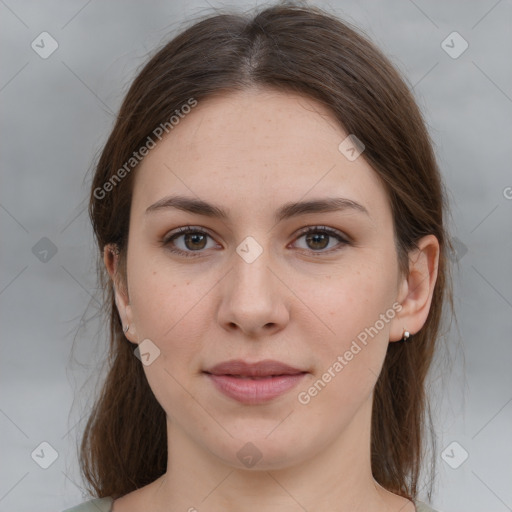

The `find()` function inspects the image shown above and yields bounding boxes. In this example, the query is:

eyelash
[161,225,350,259]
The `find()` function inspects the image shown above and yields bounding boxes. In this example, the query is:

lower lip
[205,373,307,404]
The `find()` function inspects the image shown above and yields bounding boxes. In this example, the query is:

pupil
[185,233,206,250]
[307,233,328,250]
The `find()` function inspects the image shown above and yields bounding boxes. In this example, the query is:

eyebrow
[145,194,370,222]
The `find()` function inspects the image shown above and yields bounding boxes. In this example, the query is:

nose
[216,244,290,338]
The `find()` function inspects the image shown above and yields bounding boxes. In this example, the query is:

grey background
[1,1,511,511]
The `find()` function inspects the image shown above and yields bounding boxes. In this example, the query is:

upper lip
[204,359,306,377]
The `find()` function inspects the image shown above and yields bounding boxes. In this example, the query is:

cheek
[129,257,193,331]
[299,262,396,396]
[127,263,210,373]
[296,281,391,416]
[129,269,210,420]
[308,262,396,340]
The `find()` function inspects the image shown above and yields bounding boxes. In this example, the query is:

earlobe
[389,234,440,342]
[113,283,135,330]
[115,288,138,342]
[103,243,138,343]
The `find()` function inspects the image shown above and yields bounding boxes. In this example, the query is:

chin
[207,427,317,472]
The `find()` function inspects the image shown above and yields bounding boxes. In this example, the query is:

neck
[147,396,411,512]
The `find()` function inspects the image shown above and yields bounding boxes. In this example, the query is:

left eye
[293,226,349,254]
[162,226,348,258]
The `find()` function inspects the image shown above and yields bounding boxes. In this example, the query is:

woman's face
[115,88,412,470]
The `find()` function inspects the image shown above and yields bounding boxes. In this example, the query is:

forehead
[131,88,391,227]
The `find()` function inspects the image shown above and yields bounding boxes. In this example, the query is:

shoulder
[415,500,439,512]
[62,496,436,512]
[62,496,114,512]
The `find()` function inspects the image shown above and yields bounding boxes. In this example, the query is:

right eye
[162,226,219,258]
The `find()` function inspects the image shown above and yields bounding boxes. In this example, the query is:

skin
[105,88,439,512]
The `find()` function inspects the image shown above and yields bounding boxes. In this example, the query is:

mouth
[203,359,308,404]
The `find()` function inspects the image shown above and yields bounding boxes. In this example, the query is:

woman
[64,3,452,511]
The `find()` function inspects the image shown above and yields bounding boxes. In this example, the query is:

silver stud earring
[402,328,412,342]
[123,324,129,333]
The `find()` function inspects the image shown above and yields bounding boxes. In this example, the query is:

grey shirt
[62,496,439,511]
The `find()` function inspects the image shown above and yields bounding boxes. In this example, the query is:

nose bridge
[231,234,275,300]
[217,233,288,335]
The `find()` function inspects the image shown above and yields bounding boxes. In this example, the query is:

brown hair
[80,1,453,502]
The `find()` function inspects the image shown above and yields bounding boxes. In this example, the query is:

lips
[205,359,305,377]
[203,359,307,404]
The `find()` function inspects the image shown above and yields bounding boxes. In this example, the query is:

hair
[81,1,453,503]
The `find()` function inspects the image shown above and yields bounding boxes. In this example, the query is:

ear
[103,244,138,343]
[389,234,440,342]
